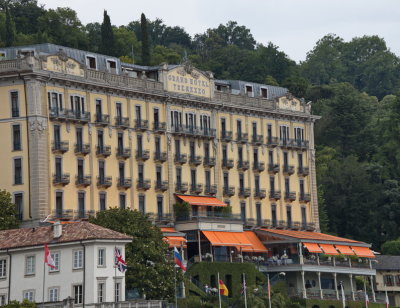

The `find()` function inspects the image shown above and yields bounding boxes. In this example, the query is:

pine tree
[99,10,116,56]
[140,13,150,65]
[5,6,15,47]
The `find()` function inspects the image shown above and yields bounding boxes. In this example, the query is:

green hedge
[187,262,266,298]
[303,298,388,308]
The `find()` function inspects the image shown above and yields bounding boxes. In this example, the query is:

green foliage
[140,13,150,65]
[99,10,116,56]
[151,45,181,65]
[5,5,15,46]
[174,202,191,220]
[4,299,36,307]
[89,208,176,300]
[0,189,19,230]
[382,238,400,255]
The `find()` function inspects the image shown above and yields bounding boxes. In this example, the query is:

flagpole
[267,274,272,308]
[217,272,222,308]
[42,247,46,307]
[341,282,345,308]
[243,273,248,308]
[114,246,117,303]
[364,278,368,308]
[385,283,389,308]
[174,265,178,308]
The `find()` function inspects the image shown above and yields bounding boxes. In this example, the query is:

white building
[0,221,131,306]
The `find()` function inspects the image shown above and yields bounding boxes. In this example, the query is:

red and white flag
[44,244,56,269]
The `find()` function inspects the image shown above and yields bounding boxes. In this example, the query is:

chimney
[53,221,62,238]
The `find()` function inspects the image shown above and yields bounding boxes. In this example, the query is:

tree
[382,239,400,255]
[0,189,19,230]
[140,13,150,65]
[4,299,36,307]
[99,10,115,56]
[5,5,15,46]
[89,208,176,300]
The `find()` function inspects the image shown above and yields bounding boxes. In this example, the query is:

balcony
[73,209,96,220]
[153,121,166,133]
[182,125,197,136]
[236,133,248,143]
[175,182,188,193]
[254,189,267,199]
[279,139,293,149]
[222,158,234,169]
[283,165,295,175]
[189,155,202,166]
[298,167,310,176]
[115,116,130,129]
[252,135,264,145]
[268,163,280,174]
[203,157,216,167]
[204,184,217,196]
[299,193,311,202]
[220,131,233,142]
[96,145,111,157]
[75,175,91,187]
[237,160,249,171]
[238,187,251,198]
[136,149,150,161]
[137,179,151,190]
[190,183,203,195]
[67,110,90,123]
[171,125,184,134]
[223,186,235,197]
[117,177,132,189]
[284,191,297,201]
[53,173,70,185]
[116,147,131,159]
[304,222,316,231]
[52,209,74,220]
[75,143,90,155]
[97,176,112,188]
[95,114,110,126]
[49,108,68,121]
[198,128,216,139]
[269,190,281,200]
[134,119,149,131]
[175,153,187,164]
[290,221,302,230]
[267,136,279,147]
[52,141,69,153]
[253,162,265,172]
[155,180,168,192]
[292,139,309,151]
[154,151,167,163]
[175,212,242,223]
[276,220,286,229]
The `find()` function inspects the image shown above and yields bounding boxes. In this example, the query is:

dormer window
[260,87,268,98]
[107,60,117,74]
[245,85,253,97]
[86,55,97,70]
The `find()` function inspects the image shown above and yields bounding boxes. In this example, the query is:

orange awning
[319,244,339,255]
[241,231,268,253]
[202,231,252,247]
[164,236,187,248]
[160,227,177,233]
[351,246,375,258]
[303,242,323,253]
[336,245,355,255]
[176,195,226,207]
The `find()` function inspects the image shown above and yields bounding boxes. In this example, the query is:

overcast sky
[40,0,400,63]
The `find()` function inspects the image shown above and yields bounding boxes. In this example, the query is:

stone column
[349,274,355,301]
[370,275,376,302]
[301,271,307,299]
[333,273,339,299]
[318,272,323,299]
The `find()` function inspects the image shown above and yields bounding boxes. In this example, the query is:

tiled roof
[0,222,131,250]
[260,229,362,244]
[374,255,400,270]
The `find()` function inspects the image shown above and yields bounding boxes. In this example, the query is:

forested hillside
[1,0,400,251]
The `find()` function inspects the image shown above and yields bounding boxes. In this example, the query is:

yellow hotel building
[0,43,319,230]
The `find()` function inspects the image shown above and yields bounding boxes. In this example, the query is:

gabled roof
[0,222,131,250]
[374,255,400,270]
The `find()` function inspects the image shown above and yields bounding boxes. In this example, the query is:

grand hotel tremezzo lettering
[168,74,210,95]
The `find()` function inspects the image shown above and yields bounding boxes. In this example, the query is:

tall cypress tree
[140,13,150,65]
[5,6,15,47]
[100,10,116,56]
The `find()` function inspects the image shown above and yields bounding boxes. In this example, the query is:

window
[12,124,21,151]
[176,167,182,186]
[11,91,19,117]
[98,160,105,182]
[189,141,195,160]
[170,110,182,131]
[267,124,273,143]
[95,100,102,121]
[300,179,305,197]
[119,161,125,182]
[70,95,85,115]
[138,164,144,183]
[77,159,84,181]
[301,207,307,228]
[384,275,394,287]
[73,250,83,269]
[157,196,163,219]
[0,295,5,306]
[98,248,105,267]
[240,202,246,222]
[245,85,253,97]
[76,127,83,150]
[115,282,121,302]
[252,122,257,141]
[153,108,160,129]
[14,193,23,220]
[223,172,229,190]
[175,139,181,158]
[269,176,275,192]
[23,290,34,302]
[139,195,145,214]
[49,287,59,302]
[221,118,226,138]
[49,252,60,272]
[73,285,83,304]
[25,255,35,275]
[285,178,290,196]
[253,148,259,166]
[239,173,244,191]
[86,55,97,69]
[237,120,242,137]
[55,157,62,180]
[294,127,304,141]
[260,87,268,98]
[107,60,117,73]
[200,114,211,134]
[185,112,197,132]
[204,142,210,160]
[119,193,126,209]
[271,205,277,227]
[135,105,142,122]
[205,170,211,191]
[78,192,85,218]
[238,147,243,163]
[116,102,122,123]
[155,136,161,157]
[298,153,303,169]
[48,92,63,111]
[0,259,6,278]
[191,169,197,189]
[156,166,162,186]
[99,192,106,211]
[14,158,22,185]
[256,203,262,226]
[255,175,260,193]
[222,144,227,162]
[268,151,274,165]
[55,192,63,218]
[286,206,292,228]
[98,282,105,303]
[279,125,289,142]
